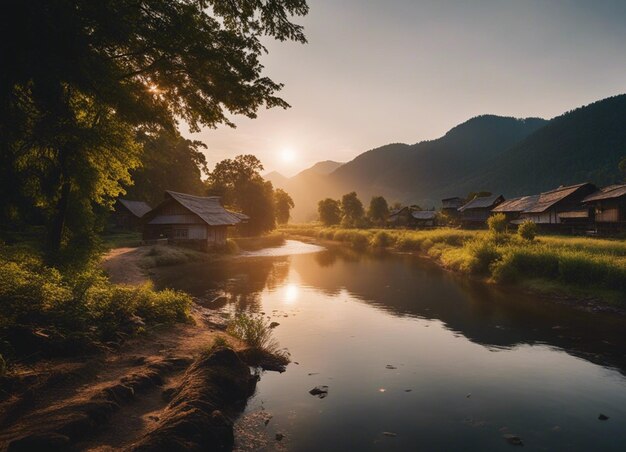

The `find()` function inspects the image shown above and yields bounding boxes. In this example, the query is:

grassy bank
[232,232,286,251]
[0,244,192,369]
[280,224,626,306]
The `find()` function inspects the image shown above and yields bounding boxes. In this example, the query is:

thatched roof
[492,195,539,213]
[458,194,504,212]
[149,191,248,226]
[583,184,626,203]
[524,183,593,214]
[118,199,152,218]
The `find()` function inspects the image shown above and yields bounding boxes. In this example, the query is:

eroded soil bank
[0,246,270,451]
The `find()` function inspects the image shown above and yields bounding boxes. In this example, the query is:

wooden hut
[583,184,626,231]
[111,199,152,231]
[142,191,248,249]
[491,195,539,223]
[518,183,596,226]
[458,194,504,225]
[411,210,437,228]
[441,197,464,217]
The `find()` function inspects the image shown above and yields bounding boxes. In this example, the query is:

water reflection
[156,246,626,375]
[155,243,626,451]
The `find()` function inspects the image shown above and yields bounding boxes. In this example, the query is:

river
[155,240,626,451]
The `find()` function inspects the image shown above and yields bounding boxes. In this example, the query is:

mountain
[264,171,289,188]
[279,94,626,221]
[296,160,344,177]
[454,94,626,197]
[327,115,548,208]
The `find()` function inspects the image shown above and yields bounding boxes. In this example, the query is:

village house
[518,182,596,226]
[583,184,626,230]
[388,206,435,228]
[441,197,464,217]
[458,194,504,225]
[142,191,248,248]
[111,199,152,231]
[491,195,540,223]
[411,210,437,228]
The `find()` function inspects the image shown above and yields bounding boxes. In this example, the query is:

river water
[156,240,626,451]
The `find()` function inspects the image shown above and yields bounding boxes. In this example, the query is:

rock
[385,365,397,370]
[466,393,471,398]
[404,389,412,392]
[598,414,609,420]
[309,385,329,398]
[269,322,280,329]
[382,432,397,437]
[275,433,284,441]
[503,434,523,446]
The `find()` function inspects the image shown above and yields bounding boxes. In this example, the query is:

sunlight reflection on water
[238,239,324,257]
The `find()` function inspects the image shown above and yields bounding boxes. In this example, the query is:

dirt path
[0,247,252,451]
[101,247,149,286]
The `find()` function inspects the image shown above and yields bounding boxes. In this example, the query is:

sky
[183,0,626,177]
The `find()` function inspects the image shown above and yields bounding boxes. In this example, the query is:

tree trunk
[46,180,71,262]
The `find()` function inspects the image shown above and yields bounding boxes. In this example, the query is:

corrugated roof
[458,194,504,212]
[163,191,245,226]
[118,199,152,218]
[411,210,437,220]
[583,184,626,203]
[441,197,464,208]
[524,183,592,214]
[492,195,539,213]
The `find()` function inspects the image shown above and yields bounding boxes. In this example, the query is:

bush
[465,239,501,275]
[227,313,279,352]
[0,246,192,358]
[487,213,508,235]
[518,220,537,241]
[370,231,394,248]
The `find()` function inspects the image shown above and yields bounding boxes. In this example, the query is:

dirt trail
[101,247,149,286]
[0,247,249,451]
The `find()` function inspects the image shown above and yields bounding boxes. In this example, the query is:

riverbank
[279,224,626,313]
[0,243,288,450]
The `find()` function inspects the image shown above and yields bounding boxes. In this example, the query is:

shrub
[465,239,501,275]
[227,313,279,352]
[487,213,508,235]
[518,220,537,241]
[370,231,394,248]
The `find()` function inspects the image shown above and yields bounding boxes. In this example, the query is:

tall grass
[226,313,289,364]
[279,225,626,302]
[0,244,192,361]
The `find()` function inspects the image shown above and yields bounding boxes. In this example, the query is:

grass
[279,224,626,306]
[138,245,214,268]
[101,231,143,249]
[226,313,289,365]
[0,243,192,364]
[232,232,286,251]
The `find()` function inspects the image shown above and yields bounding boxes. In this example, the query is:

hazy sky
[184,0,626,177]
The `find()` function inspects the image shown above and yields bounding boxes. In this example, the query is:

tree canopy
[0,0,308,261]
[341,192,364,227]
[274,189,295,224]
[318,198,341,226]
[368,196,389,225]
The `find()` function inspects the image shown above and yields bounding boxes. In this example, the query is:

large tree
[125,132,208,207]
[341,192,364,227]
[274,189,295,225]
[206,154,275,236]
[318,198,341,226]
[0,0,308,260]
[368,196,389,226]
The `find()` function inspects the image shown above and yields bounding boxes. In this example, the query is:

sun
[279,148,297,164]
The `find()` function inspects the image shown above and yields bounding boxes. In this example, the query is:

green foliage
[274,189,295,225]
[368,196,389,226]
[0,245,191,360]
[227,313,281,354]
[318,198,342,226]
[340,192,365,227]
[370,231,394,248]
[125,132,208,207]
[206,155,276,236]
[464,239,502,275]
[1,1,308,262]
[203,336,232,356]
[518,220,537,241]
[487,213,508,235]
